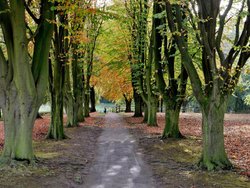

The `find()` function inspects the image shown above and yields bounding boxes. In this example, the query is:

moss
[35,152,60,159]
[190,171,250,187]
[154,138,201,163]
[150,137,250,187]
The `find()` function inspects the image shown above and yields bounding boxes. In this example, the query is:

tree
[47,4,70,139]
[126,0,159,126]
[90,86,97,112]
[166,0,250,170]
[0,0,54,162]
[152,1,188,138]
[83,2,105,117]
[63,1,92,126]
[94,6,134,111]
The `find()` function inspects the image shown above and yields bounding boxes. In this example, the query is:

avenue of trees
[0,0,249,171]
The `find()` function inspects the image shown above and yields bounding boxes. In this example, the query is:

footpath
[85,113,155,188]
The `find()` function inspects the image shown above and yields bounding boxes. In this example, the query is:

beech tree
[0,0,54,162]
[166,0,250,170]
[152,1,188,138]
[126,0,159,126]
[83,2,105,117]
[47,10,68,139]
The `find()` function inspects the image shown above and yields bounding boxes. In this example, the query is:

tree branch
[216,0,233,63]
[166,1,204,103]
[31,0,54,103]
[0,46,7,78]
[24,0,40,24]
[234,0,246,44]
[223,0,250,70]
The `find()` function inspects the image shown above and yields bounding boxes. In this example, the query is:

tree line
[0,0,249,171]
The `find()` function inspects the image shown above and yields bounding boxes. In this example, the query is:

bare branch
[165,1,204,103]
[223,1,250,70]
[187,7,202,44]
[234,0,246,44]
[0,47,7,77]
[24,1,40,24]
[216,0,233,63]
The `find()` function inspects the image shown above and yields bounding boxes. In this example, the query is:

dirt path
[85,113,155,188]
[0,120,104,188]
[0,112,249,187]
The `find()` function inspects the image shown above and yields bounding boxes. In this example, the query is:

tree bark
[198,99,232,170]
[124,97,132,113]
[77,97,85,122]
[2,87,37,162]
[90,86,96,112]
[0,0,54,163]
[147,99,158,126]
[84,90,90,117]
[162,102,183,139]
[47,59,66,139]
[133,89,143,117]
[143,103,148,123]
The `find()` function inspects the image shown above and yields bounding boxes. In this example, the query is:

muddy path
[0,118,104,187]
[85,113,155,188]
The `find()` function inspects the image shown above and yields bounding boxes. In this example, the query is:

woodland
[0,0,250,186]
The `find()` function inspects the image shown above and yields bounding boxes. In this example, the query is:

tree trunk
[84,92,90,117]
[2,92,37,162]
[47,57,66,139]
[198,100,232,170]
[162,102,183,139]
[143,103,148,123]
[77,97,85,122]
[71,45,85,123]
[90,86,96,112]
[47,89,66,139]
[65,94,74,127]
[125,98,132,113]
[133,90,143,117]
[65,62,78,127]
[147,100,158,126]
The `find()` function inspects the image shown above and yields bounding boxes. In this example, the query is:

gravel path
[85,113,155,188]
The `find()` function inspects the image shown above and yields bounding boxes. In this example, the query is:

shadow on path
[85,113,155,188]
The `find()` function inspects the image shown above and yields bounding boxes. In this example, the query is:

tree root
[198,158,233,171]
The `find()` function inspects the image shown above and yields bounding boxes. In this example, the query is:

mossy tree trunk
[64,63,75,127]
[143,103,148,123]
[47,13,68,139]
[128,0,150,122]
[0,0,54,163]
[199,98,231,170]
[47,59,66,139]
[153,1,188,138]
[165,0,250,170]
[84,87,90,117]
[162,103,182,139]
[147,99,158,126]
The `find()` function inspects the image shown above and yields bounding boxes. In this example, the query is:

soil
[0,112,249,188]
[0,113,105,187]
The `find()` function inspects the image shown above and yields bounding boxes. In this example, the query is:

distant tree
[126,0,159,126]
[83,2,105,117]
